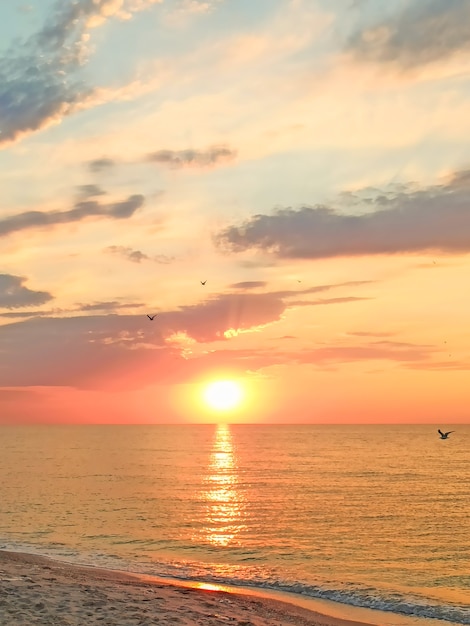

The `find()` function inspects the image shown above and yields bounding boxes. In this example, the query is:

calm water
[0,424,468,625]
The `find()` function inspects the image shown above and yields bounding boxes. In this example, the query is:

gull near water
[438,429,454,440]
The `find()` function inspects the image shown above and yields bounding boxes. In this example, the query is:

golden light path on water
[200,424,246,548]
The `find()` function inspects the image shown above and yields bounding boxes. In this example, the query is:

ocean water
[0,424,468,625]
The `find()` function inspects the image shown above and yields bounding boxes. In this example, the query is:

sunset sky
[1,0,470,424]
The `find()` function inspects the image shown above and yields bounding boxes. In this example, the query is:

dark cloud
[230,281,267,289]
[216,169,470,258]
[77,184,106,199]
[0,1,157,146]
[347,0,470,70]
[0,194,144,238]
[85,145,237,177]
[88,157,116,173]
[146,145,237,168]
[0,274,53,309]
[0,1,96,145]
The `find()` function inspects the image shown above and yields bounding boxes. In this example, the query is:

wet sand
[0,550,376,626]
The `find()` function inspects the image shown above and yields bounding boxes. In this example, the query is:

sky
[1,0,470,424]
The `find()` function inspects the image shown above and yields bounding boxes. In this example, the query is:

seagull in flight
[438,429,454,439]
[147,314,156,321]
[200,280,207,285]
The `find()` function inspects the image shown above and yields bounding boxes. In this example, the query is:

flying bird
[147,314,156,321]
[438,429,454,439]
[200,280,207,285]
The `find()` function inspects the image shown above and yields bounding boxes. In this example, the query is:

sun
[203,380,243,411]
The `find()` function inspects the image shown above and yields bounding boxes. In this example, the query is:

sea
[0,424,468,626]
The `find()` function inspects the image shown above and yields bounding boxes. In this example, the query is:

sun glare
[203,380,243,411]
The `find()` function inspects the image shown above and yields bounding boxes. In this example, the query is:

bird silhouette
[147,314,156,321]
[200,280,207,285]
[438,429,454,439]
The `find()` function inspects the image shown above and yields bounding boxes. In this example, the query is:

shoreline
[0,549,376,626]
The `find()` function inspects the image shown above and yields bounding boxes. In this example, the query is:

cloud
[230,281,267,290]
[77,301,143,312]
[288,296,371,307]
[169,0,217,16]
[0,281,374,389]
[88,157,116,173]
[107,245,150,263]
[348,331,396,338]
[215,169,470,259]
[107,245,173,264]
[295,341,435,367]
[0,194,144,238]
[347,0,470,70]
[146,145,236,168]
[0,294,281,388]
[0,0,164,147]
[0,296,280,388]
[0,274,53,309]
[0,311,50,318]
[77,184,106,198]
[85,144,237,175]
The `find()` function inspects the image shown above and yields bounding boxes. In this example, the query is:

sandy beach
[0,551,375,626]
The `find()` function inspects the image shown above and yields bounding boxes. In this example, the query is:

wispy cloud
[288,296,371,307]
[348,331,396,338]
[88,157,116,173]
[107,245,150,263]
[230,281,267,290]
[0,194,144,238]
[77,301,143,312]
[146,145,236,168]
[0,274,53,309]
[347,0,470,70]
[216,169,470,258]
[295,341,435,368]
[107,245,173,264]
[171,0,218,15]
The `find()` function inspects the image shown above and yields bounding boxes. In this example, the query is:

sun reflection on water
[201,424,246,547]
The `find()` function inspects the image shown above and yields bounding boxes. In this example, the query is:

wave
[2,539,468,626]
[149,563,470,625]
